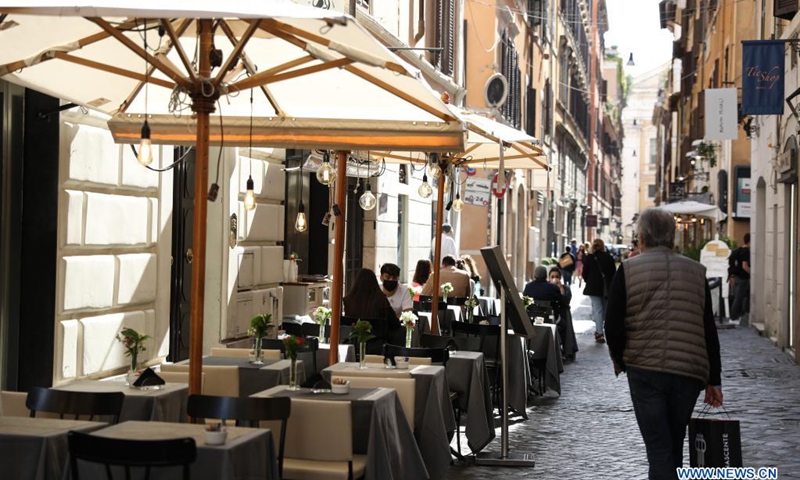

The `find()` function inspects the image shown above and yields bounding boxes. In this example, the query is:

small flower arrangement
[350,319,376,344]
[400,311,418,329]
[441,282,453,300]
[407,287,416,299]
[248,313,274,338]
[117,327,150,372]
[519,292,534,308]
[312,306,331,326]
[288,252,300,262]
[464,296,479,309]
[283,335,306,360]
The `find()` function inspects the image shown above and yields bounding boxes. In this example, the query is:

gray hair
[534,266,548,280]
[638,208,676,249]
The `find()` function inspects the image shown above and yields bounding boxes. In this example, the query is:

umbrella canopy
[0,0,465,392]
[657,200,727,223]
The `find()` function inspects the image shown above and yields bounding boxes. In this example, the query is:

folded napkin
[133,367,166,387]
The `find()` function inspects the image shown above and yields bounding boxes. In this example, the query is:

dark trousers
[730,277,750,323]
[562,270,573,285]
[627,368,704,480]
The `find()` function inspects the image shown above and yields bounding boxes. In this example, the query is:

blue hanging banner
[742,40,786,115]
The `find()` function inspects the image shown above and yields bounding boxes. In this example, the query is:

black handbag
[593,256,608,298]
[689,404,742,467]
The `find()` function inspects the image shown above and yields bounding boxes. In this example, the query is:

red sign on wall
[585,214,598,227]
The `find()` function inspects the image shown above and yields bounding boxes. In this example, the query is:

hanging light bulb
[316,153,336,185]
[453,193,464,211]
[418,173,433,198]
[427,161,442,180]
[244,175,256,211]
[295,202,308,232]
[360,182,377,210]
[138,120,153,167]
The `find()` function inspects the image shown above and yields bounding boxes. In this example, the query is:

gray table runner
[447,351,495,452]
[55,380,188,423]
[256,385,429,480]
[0,417,106,480]
[200,357,306,397]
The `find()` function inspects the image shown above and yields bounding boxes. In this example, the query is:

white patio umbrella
[0,0,465,391]
[658,200,727,223]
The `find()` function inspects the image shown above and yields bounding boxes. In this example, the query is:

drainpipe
[413,0,425,44]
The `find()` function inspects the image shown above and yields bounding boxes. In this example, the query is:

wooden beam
[328,151,349,366]
[232,58,353,91]
[89,17,193,90]
[53,52,174,89]
[430,171,447,334]
[160,19,198,85]
[213,19,261,88]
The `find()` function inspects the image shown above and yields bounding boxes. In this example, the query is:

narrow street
[445,285,800,479]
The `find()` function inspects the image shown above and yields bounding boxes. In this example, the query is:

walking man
[605,208,723,480]
[558,246,577,285]
[728,233,750,326]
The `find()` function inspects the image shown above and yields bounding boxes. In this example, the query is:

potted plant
[283,335,306,390]
[312,306,331,342]
[400,311,418,348]
[248,313,274,365]
[117,327,150,385]
[349,319,375,369]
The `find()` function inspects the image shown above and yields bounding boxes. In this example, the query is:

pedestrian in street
[628,237,641,258]
[379,262,413,316]
[558,246,576,285]
[728,233,750,326]
[582,238,616,343]
[570,238,579,257]
[431,223,458,265]
[575,243,586,287]
[604,208,723,480]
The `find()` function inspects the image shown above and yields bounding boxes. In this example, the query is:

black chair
[447,296,468,306]
[187,394,291,476]
[451,321,502,406]
[301,323,322,340]
[261,338,286,356]
[419,333,454,349]
[341,316,389,356]
[280,322,303,337]
[68,430,196,480]
[27,387,125,424]
[383,345,449,365]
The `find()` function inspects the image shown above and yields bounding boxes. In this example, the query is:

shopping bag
[688,406,742,467]
[558,254,574,269]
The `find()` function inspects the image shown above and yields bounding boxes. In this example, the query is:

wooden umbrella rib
[160,19,198,84]
[89,17,192,90]
[212,19,262,88]
[232,58,352,91]
[265,19,408,76]
[53,52,175,89]
[344,65,457,123]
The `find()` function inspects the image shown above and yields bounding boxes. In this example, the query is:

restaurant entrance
[168,146,196,362]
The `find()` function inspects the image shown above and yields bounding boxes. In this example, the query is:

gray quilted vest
[622,246,710,384]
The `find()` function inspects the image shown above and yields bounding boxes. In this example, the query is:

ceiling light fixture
[418,172,433,198]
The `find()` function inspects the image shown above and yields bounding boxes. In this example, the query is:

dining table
[527,323,564,395]
[54,379,188,422]
[75,420,278,480]
[0,416,106,480]
[198,357,306,397]
[446,351,495,452]
[322,362,455,479]
[297,342,355,380]
[254,385,428,480]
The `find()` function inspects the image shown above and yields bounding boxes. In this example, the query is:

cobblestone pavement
[444,284,800,479]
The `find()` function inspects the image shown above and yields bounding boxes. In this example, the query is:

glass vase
[359,342,367,369]
[405,327,413,348]
[443,292,449,303]
[288,356,300,390]
[318,321,326,343]
[253,336,264,365]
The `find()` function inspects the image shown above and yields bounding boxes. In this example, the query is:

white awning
[658,200,727,222]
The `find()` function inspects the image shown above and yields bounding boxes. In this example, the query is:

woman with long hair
[575,243,586,287]
[412,259,432,288]
[343,268,399,327]
[460,255,483,296]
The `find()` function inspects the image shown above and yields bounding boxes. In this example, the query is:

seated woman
[343,268,400,328]
[548,267,579,360]
[411,259,432,301]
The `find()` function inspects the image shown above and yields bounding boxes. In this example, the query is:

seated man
[380,262,413,316]
[420,255,472,299]
[523,266,566,314]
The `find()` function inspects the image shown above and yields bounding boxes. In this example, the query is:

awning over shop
[657,200,727,222]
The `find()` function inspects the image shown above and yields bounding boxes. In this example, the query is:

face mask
[383,280,398,291]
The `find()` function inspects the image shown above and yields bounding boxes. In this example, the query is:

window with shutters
[543,80,553,140]
[528,0,542,26]
[526,87,537,137]
[558,48,570,105]
[500,32,521,128]
[436,0,456,76]
[775,0,798,20]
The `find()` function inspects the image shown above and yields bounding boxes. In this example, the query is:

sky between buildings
[605,0,673,79]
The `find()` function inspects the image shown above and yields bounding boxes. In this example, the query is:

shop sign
[464,178,491,207]
[741,40,785,115]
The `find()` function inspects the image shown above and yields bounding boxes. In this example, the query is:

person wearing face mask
[380,263,413,316]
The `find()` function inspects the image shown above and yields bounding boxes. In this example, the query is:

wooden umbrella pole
[329,150,349,366]
[188,19,217,396]
[430,170,446,334]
